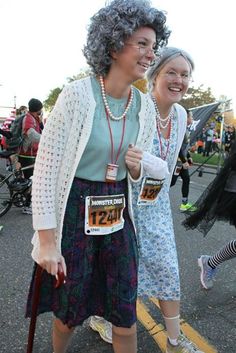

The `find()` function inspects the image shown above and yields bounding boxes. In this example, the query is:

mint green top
[76,76,141,181]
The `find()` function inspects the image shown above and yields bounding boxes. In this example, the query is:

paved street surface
[0,162,235,353]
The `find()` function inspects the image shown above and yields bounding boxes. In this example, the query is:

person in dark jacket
[171,109,196,211]
[183,141,236,289]
[18,98,43,214]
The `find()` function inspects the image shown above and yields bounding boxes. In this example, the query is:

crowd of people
[0,1,235,353]
[195,123,235,157]
[0,98,43,214]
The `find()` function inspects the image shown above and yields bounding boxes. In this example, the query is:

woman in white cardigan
[25,1,170,353]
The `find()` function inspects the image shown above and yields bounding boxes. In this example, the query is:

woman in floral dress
[131,47,203,353]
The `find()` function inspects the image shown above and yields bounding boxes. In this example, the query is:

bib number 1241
[85,194,125,235]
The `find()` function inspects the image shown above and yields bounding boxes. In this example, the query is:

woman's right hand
[38,229,67,277]
[125,144,143,180]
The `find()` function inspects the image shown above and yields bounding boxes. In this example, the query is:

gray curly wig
[83,0,170,76]
[147,47,195,92]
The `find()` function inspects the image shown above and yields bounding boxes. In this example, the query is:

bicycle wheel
[0,173,13,217]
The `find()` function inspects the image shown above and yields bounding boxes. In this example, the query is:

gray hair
[147,47,195,91]
[83,0,170,76]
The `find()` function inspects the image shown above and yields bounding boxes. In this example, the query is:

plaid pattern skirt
[26,177,138,328]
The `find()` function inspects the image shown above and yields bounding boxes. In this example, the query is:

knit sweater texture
[31,76,157,262]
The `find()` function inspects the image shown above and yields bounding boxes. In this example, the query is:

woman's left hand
[125,145,143,179]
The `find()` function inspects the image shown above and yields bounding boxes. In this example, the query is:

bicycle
[0,150,34,217]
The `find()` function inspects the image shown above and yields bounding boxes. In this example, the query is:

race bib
[174,162,182,176]
[85,194,125,235]
[138,177,164,205]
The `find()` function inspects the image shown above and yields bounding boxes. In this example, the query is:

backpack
[5,114,25,151]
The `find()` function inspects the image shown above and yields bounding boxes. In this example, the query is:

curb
[192,162,219,169]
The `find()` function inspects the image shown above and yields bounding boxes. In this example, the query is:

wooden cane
[26,264,65,353]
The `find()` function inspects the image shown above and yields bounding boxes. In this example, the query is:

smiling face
[153,55,192,107]
[111,26,157,82]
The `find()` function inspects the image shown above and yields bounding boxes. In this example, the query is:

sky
[0,0,235,115]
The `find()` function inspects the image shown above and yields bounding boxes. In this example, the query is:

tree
[67,68,91,83]
[132,78,148,93]
[44,87,62,112]
[181,84,216,109]
[44,69,91,112]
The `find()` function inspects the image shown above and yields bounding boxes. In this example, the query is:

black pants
[171,167,190,199]
[18,156,35,206]
[203,141,212,156]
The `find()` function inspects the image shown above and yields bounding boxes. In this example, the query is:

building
[0,106,15,125]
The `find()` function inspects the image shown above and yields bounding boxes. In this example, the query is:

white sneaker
[89,316,112,344]
[198,255,217,289]
[166,334,204,352]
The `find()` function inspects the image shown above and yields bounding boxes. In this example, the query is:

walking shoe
[198,255,217,289]
[179,203,197,212]
[166,334,203,353]
[89,316,112,344]
[22,206,32,215]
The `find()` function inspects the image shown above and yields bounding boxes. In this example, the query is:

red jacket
[20,112,41,156]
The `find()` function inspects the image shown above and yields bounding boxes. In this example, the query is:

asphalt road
[0,163,235,353]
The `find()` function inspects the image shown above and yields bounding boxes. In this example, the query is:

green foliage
[190,152,224,166]
[67,68,91,83]
[132,78,148,93]
[44,68,91,112]
[44,87,62,112]
[181,84,216,109]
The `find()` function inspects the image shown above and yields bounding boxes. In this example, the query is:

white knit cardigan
[31,77,157,262]
[31,77,186,262]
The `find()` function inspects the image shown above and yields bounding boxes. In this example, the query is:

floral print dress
[132,112,180,300]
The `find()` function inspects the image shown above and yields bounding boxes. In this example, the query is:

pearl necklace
[152,96,174,129]
[99,75,134,121]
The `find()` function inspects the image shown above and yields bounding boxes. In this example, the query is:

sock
[207,258,216,269]
[163,314,180,344]
[182,198,188,204]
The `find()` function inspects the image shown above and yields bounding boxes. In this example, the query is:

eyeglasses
[162,70,193,84]
[125,42,158,57]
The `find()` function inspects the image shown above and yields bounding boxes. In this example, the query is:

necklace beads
[151,96,174,130]
[99,75,134,121]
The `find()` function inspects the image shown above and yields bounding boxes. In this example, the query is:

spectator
[7,105,28,173]
[195,128,205,154]
[224,125,235,156]
[203,124,214,157]
[0,110,16,149]
[18,98,43,214]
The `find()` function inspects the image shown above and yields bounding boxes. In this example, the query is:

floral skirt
[26,177,138,328]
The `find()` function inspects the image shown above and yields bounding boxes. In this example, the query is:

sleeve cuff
[33,214,57,231]
[128,161,143,183]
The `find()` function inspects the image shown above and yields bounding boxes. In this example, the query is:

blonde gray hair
[147,47,194,91]
[83,0,170,76]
